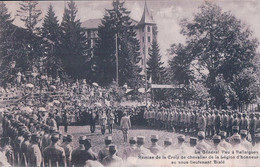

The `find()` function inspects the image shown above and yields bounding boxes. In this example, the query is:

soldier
[214,110,221,135]
[240,130,252,150]
[196,131,211,151]
[83,138,98,162]
[43,133,66,167]
[107,110,115,134]
[229,126,240,145]
[98,136,112,163]
[135,136,152,156]
[150,109,155,127]
[100,112,107,135]
[249,113,257,145]
[232,134,245,150]
[161,138,173,155]
[148,135,162,155]
[205,112,210,138]
[20,131,31,167]
[61,135,73,167]
[89,110,97,133]
[27,133,42,167]
[2,137,14,166]
[256,113,260,129]
[221,110,228,131]
[71,136,87,167]
[198,112,206,134]
[208,111,215,137]
[120,112,131,143]
[122,137,137,160]
[62,111,68,133]
[102,145,123,167]
[241,113,249,131]
[219,131,232,150]
[227,111,234,137]
[211,135,225,151]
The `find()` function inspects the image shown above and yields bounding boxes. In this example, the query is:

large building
[81,1,157,73]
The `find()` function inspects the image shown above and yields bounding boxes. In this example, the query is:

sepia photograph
[0,0,260,166]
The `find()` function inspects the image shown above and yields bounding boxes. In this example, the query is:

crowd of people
[0,108,260,167]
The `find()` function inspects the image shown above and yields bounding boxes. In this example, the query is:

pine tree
[16,1,43,71]
[147,40,165,84]
[41,4,65,79]
[0,2,15,85]
[59,0,89,79]
[92,0,141,88]
[16,1,42,33]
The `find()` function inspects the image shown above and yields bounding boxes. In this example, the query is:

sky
[5,0,260,65]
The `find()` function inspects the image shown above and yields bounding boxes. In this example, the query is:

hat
[129,137,137,142]
[137,136,145,143]
[79,136,86,141]
[151,134,158,140]
[233,134,241,140]
[232,126,239,131]
[164,137,172,144]
[213,135,221,140]
[51,133,60,139]
[240,130,247,135]
[190,137,197,145]
[219,131,227,137]
[198,131,205,138]
[177,135,185,141]
[105,136,112,141]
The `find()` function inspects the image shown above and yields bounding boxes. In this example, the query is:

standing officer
[62,111,68,133]
[27,133,42,167]
[89,110,97,134]
[98,136,112,163]
[241,113,249,131]
[198,112,206,134]
[107,110,115,134]
[249,113,256,145]
[215,110,221,135]
[227,111,234,137]
[100,111,107,135]
[221,110,228,131]
[43,133,66,167]
[71,136,87,167]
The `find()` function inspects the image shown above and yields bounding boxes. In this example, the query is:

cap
[137,136,145,143]
[164,138,172,144]
[129,137,137,142]
[105,136,112,141]
[51,133,60,139]
[213,135,221,140]
[190,137,197,144]
[240,130,247,135]
[177,135,185,141]
[198,131,205,138]
[109,144,117,152]
[232,126,239,131]
[233,134,241,140]
[219,131,227,137]
[151,134,158,140]
[79,136,86,141]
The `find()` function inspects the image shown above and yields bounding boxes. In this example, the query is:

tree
[59,0,89,79]
[173,2,259,109]
[92,0,142,88]
[16,1,43,72]
[16,1,42,33]
[41,4,65,79]
[0,2,15,85]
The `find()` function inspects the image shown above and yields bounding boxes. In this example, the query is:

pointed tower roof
[138,0,156,25]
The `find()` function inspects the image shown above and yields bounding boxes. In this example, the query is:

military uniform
[27,134,42,167]
[102,145,123,167]
[98,136,112,162]
[61,135,73,166]
[148,135,162,155]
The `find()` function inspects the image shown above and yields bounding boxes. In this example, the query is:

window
[147,26,150,32]
[148,36,151,43]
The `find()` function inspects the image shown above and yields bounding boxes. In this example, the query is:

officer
[229,126,240,145]
[107,110,115,134]
[27,133,42,167]
[211,135,225,151]
[43,133,66,167]
[161,137,173,155]
[196,131,211,151]
[102,145,123,167]
[232,134,245,150]
[62,111,68,133]
[100,112,107,135]
[219,131,232,150]
[61,135,73,167]
[214,110,221,135]
[198,112,206,134]
[83,138,98,162]
[221,110,228,131]
[148,135,162,155]
[71,136,87,167]
[135,136,152,156]
[89,110,97,133]
[240,130,252,150]
[98,136,112,162]
[227,111,234,137]
[187,137,198,154]
[122,137,137,160]
[241,113,248,130]
[174,135,186,149]
[249,113,256,145]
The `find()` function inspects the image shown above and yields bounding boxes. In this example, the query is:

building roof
[138,1,156,25]
[81,19,102,30]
